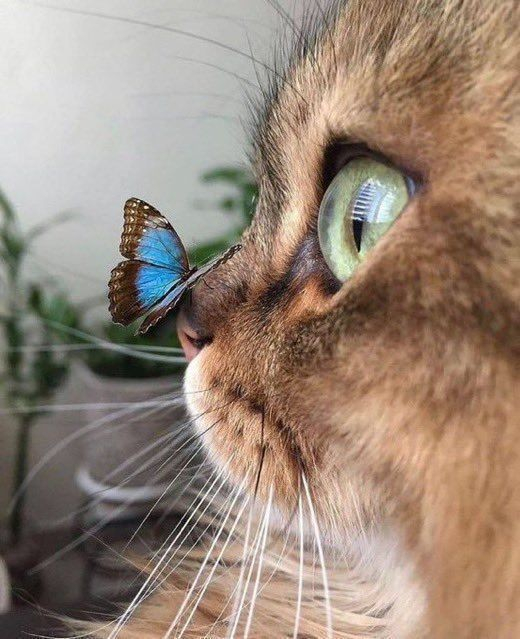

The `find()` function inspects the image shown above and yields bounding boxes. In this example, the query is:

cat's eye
[318,156,412,283]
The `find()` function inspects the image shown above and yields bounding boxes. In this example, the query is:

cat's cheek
[183,355,205,420]
[183,354,240,484]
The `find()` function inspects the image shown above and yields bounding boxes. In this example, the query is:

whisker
[49,428,181,527]
[225,497,266,638]
[26,3,310,108]
[0,400,174,416]
[138,471,233,606]
[293,490,305,639]
[29,442,201,574]
[302,472,333,639]
[170,475,251,638]
[0,343,184,354]
[121,442,207,551]
[135,463,224,588]
[242,485,273,639]
[42,320,186,364]
[108,461,234,637]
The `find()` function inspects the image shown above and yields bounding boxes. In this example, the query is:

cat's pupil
[352,218,363,252]
[349,178,399,252]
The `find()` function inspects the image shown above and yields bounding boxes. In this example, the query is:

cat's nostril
[177,310,211,362]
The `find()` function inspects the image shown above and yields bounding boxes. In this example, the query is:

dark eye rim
[321,142,419,199]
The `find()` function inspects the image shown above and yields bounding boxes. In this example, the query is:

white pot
[0,556,10,613]
[75,361,188,518]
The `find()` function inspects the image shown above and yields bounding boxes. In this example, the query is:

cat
[92,0,519,637]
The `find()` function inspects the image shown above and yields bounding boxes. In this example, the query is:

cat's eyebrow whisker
[311,0,339,74]
[302,472,333,639]
[265,0,327,85]
[27,3,311,108]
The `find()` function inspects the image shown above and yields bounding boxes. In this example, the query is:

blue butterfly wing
[134,244,241,334]
[120,197,189,271]
[109,198,190,329]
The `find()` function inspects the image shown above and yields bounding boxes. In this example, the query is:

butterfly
[108,197,241,335]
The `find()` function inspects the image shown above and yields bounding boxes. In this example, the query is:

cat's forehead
[249,0,519,244]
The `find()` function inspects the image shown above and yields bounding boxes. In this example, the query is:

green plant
[189,166,257,264]
[0,189,79,542]
[83,322,183,379]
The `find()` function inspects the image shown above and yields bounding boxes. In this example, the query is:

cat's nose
[176,309,210,362]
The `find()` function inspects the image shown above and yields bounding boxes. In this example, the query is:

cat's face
[179,0,518,550]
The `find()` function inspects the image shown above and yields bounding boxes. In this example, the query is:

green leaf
[0,187,16,224]
[218,197,237,211]
[201,167,249,184]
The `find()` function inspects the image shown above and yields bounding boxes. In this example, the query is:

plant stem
[10,415,34,544]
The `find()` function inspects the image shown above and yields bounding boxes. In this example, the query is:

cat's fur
[94,0,519,637]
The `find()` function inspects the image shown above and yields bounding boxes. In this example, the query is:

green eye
[318,156,411,282]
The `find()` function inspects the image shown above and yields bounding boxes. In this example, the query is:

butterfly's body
[108,198,240,334]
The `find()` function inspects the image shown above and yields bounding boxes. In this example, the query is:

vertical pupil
[352,218,363,251]
[351,180,377,252]
[350,179,396,252]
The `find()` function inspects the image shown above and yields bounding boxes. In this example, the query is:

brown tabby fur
[94,0,519,637]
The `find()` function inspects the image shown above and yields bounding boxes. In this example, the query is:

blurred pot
[75,361,189,523]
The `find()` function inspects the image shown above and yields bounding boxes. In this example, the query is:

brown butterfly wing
[108,261,148,326]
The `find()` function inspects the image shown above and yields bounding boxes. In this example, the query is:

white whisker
[226,479,257,638]
[293,491,305,639]
[109,461,234,638]
[226,495,269,639]
[122,444,204,551]
[44,320,186,364]
[8,391,177,513]
[243,485,273,639]
[172,475,251,638]
[302,472,333,639]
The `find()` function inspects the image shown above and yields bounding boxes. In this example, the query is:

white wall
[0,0,299,307]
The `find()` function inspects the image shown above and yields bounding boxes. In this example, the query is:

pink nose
[176,310,206,362]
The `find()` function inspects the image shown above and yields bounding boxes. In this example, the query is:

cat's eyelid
[323,141,420,196]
